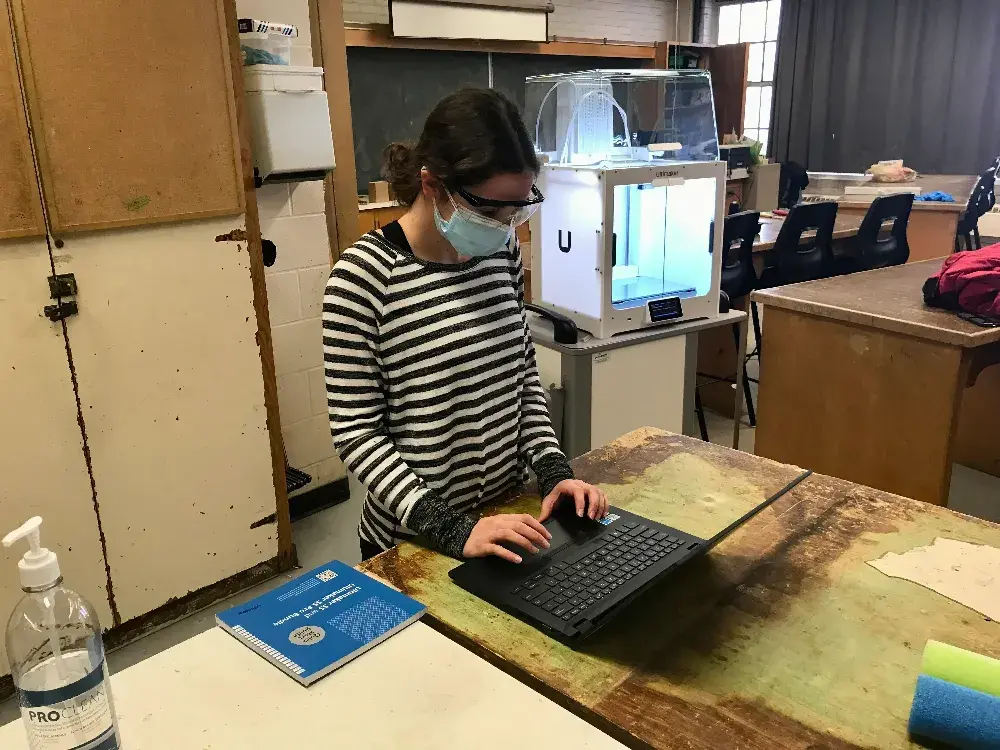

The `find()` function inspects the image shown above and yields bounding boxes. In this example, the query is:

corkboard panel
[0,9,43,238]
[10,0,244,233]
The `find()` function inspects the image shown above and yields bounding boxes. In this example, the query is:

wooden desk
[803,174,978,262]
[0,623,627,749]
[360,428,1000,749]
[754,260,1000,505]
[698,215,868,418]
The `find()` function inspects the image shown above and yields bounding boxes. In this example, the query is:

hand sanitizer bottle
[3,517,121,750]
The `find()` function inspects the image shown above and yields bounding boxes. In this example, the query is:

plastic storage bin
[238,19,297,66]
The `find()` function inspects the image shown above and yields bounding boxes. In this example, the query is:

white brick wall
[257,182,346,494]
[239,0,345,494]
[344,0,689,43]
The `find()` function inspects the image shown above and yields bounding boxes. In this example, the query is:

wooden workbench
[753,260,1000,504]
[803,174,977,262]
[360,428,1000,750]
[700,181,974,422]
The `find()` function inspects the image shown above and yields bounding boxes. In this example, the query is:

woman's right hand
[463,514,552,563]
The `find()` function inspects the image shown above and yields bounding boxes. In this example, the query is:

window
[717,1,780,154]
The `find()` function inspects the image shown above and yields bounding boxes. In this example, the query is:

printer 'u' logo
[558,230,572,253]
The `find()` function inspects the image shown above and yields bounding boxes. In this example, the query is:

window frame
[717,0,780,154]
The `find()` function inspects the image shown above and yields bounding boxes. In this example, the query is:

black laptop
[450,470,812,644]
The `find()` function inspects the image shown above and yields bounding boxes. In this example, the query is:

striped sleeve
[512,243,574,498]
[323,244,475,557]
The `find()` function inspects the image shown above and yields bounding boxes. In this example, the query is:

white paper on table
[867,537,1000,621]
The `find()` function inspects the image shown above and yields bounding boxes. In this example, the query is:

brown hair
[381,88,539,206]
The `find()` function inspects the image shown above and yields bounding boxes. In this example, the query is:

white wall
[345,0,691,44]
[258,182,346,491]
[238,0,346,492]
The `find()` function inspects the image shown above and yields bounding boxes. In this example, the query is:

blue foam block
[908,675,1000,749]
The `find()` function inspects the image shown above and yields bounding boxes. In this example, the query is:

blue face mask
[433,191,513,257]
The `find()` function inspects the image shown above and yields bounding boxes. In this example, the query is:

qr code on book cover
[315,569,338,583]
[328,596,409,642]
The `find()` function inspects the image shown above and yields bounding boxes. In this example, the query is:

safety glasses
[452,184,545,227]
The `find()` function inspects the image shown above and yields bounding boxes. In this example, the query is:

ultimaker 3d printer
[526,69,725,339]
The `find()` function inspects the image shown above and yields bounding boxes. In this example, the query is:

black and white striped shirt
[323,222,573,557]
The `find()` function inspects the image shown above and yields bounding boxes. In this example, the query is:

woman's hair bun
[380,142,421,205]
[379,89,538,208]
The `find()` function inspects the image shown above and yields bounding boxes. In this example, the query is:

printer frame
[529,159,726,339]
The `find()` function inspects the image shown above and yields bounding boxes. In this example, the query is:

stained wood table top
[360,428,1000,750]
[753,259,1000,348]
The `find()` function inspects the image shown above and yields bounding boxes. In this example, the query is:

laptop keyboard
[510,522,686,622]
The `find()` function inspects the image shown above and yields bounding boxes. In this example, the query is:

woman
[323,89,607,563]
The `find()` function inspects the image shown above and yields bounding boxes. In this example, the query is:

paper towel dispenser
[244,65,336,186]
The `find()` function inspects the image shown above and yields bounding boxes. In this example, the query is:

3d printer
[526,69,725,338]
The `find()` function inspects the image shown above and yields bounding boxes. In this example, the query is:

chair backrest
[771,201,838,284]
[720,210,760,302]
[966,159,999,221]
[856,192,913,270]
[779,161,809,208]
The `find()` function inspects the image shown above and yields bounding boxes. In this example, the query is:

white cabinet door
[0,238,114,673]
[56,219,278,622]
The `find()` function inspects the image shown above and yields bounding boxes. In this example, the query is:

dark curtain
[771,0,1000,175]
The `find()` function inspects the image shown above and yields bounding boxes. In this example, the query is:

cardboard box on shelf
[746,162,781,212]
[369,181,391,204]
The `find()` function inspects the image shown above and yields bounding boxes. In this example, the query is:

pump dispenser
[4,517,121,750]
[3,517,62,590]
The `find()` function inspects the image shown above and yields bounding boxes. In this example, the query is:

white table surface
[0,622,626,749]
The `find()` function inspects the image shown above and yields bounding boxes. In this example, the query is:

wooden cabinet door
[1,0,278,635]
[58,219,278,623]
[378,206,406,225]
[358,209,377,237]
[708,43,750,139]
[0,238,114,672]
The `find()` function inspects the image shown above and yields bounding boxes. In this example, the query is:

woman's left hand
[538,479,609,522]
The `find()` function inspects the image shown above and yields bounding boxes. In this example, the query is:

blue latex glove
[242,45,287,66]
[915,191,956,202]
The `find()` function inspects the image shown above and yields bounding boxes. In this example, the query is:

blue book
[216,561,425,686]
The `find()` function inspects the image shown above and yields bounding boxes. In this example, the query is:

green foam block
[922,640,1000,699]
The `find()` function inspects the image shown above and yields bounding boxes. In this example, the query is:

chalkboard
[347,47,489,192]
[346,48,647,194]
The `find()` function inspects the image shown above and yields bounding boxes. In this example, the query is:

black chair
[778,161,809,208]
[694,211,761,441]
[853,193,914,270]
[956,157,999,252]
[761,201,839,287]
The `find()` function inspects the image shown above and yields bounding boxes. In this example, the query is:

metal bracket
[47,273,77,299]
[44,300,79,322]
